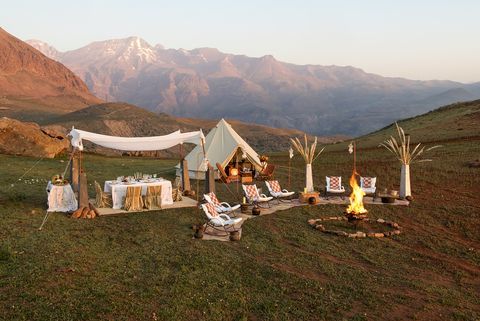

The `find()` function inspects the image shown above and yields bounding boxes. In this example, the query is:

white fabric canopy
[69,128,204,151]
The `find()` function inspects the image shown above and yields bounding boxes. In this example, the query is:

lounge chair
[242,184,273,208]
[144,185,162,210]
[94,181,112,208]
[124,186,144,211]
[204,192,240,215]
[360,176,377,200]
[216,163,240,184]
[201,203,242,236]
[258,164,275,181]
[265,180,294,203]
[324,176,346,199]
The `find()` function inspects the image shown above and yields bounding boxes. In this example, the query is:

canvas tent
[177,119,262,179]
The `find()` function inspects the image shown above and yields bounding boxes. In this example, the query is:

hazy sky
[2,0,479,82]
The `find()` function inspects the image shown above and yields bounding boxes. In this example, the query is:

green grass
[1,101,480,320]
[1,136,479,320]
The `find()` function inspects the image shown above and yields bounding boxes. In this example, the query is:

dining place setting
[103,172,174,210]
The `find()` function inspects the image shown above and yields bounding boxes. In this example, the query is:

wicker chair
[124,186,144,211]
[242,184,273,208]
[360,177,377,200]
[324,176,346,199]
[94,181,112,208]
[144,185,162,210]
[204,192,240,215]
[258,164,275,180]
[265,180,294,203]
[201,203,242,236]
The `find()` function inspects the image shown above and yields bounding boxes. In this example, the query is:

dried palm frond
[379,123,441,164]
[290,134,325,164]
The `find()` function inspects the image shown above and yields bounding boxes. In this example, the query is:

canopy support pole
[205,164,215,194]
[69,148,80,193]
[181,159,191,193]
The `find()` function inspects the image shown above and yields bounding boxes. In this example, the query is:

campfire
[346,171,368,220]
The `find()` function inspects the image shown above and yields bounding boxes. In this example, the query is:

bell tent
[178,119,262,179]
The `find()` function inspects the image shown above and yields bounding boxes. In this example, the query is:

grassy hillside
[355,99,480,148]
[0,100,479,320]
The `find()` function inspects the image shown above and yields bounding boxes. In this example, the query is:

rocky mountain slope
[28,37,480,136]
[0,28,101,116]
[44,102,332,156]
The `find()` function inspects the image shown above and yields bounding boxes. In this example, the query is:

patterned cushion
[268,180,282,193]
[207,192,221,206]
[361,177,372,188]
[205,202,218,217]
[244,185,258,200]
[329,177,341,190]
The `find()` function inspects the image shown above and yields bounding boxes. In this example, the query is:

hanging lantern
[348,142,354,154]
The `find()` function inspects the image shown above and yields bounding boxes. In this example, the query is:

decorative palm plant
[290,135,325,192]
[379,123,441,198]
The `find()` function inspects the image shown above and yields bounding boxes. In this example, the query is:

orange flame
[346,171,367,215]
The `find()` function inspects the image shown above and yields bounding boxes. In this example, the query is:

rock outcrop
[0,117,69,158]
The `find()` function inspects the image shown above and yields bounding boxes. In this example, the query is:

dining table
[104,178,173,209]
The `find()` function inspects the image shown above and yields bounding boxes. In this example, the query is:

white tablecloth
[46,182,78,212]
[104,179,173,209]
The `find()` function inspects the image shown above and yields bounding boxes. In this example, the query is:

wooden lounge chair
[201,203,242,236]
[216,163,240,184]
[360,176,377,200]
[258,164,275,180]
[324,176,346,199]
[242,184,273,208]
[265,180,295,203]
[124,185,144,211]
[94,181,112,208]
[204,192,240,215]
[144,185,162,210]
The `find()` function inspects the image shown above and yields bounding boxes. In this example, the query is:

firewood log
[81,207,89,218]
[71,208,83,218]
[88,203,100,217]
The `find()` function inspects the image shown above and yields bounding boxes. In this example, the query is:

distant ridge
[28,37,480,136]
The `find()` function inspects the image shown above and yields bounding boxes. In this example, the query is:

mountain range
[0,28,100,114]
[27,36,480,136]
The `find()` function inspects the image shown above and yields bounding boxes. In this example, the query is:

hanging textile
[69,128,204,151]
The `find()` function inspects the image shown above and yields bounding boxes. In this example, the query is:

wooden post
[78,170,89,208]
[70,149,80,193]
[181,159,191,192]
[205,164,215,194]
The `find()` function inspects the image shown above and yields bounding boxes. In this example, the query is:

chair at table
[204,192,240,215]
[324,176,346,199]
[242,184,273,208]
[94,181,112,208]
[124,186,144,211]
[144,185,162,210]
[360,176,377,200]
[201,203,242,236]
[265,180,295,203]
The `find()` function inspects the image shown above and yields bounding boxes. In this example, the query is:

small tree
[290,135,325,192]
[379,123,441,198]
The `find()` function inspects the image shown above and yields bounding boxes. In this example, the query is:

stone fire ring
[307,217,401,238]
